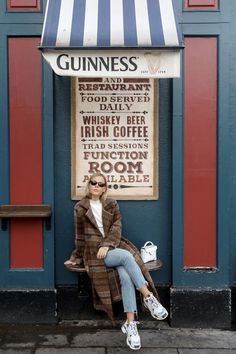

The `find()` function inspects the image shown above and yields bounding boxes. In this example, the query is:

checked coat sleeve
[69,205,85,265]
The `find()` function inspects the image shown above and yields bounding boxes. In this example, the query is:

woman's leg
[105,248,147,290]
[105,248,168,321]
[109,264,140,350]
[116,266,137,318]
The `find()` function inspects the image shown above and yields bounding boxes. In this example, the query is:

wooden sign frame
[71,77,159,200]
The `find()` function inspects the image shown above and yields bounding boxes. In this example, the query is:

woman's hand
[97,247,109,259]
[64,260,76,267]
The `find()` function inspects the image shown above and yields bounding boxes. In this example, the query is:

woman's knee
[104,248,135,267]
[121,250,135,264]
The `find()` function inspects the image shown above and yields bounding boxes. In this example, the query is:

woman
[64,173,168,351]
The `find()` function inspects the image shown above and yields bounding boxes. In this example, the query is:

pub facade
[0,0,236,329]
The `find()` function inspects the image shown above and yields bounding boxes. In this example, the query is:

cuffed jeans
[104,248,147,313]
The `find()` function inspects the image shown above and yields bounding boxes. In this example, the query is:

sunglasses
[89,180,106,188]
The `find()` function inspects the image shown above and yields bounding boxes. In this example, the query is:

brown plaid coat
[69,196,160,324]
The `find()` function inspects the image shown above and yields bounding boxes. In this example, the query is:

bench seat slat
[65,258,162,273]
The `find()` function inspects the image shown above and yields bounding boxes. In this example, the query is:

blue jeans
[104,248,147,313]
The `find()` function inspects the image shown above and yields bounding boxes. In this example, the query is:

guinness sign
[56,54,138,72]
[42,49,180,78]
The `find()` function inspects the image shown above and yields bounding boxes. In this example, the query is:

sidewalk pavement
[0,320,236,354]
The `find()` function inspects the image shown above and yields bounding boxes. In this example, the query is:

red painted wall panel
[8,0,40,10]
[184,37,217,268]
[10,219,43,268]
[9,38,43,268]
[185,0,218,9]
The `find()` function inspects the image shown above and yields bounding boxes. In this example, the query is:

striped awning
[40,0,183,78]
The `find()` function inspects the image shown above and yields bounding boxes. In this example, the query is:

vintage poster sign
[71,77,158,200]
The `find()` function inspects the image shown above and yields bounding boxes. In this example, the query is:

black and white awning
[40,0,183,78]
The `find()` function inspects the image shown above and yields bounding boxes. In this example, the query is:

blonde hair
[85,173,108,202]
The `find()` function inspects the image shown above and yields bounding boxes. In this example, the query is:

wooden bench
[65,259,162,295]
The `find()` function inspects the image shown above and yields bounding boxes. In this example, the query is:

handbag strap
[143,241,154,248]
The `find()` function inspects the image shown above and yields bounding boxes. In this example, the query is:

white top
[90,199,105,237]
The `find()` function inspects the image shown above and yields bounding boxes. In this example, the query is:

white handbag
[140,241,157,263]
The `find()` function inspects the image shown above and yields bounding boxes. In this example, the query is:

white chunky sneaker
[121,320,141,350]
[144,292,168,320]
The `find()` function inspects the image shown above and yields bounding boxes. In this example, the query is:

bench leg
[78,272,89,296]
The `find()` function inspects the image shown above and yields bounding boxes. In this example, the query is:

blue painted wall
[1,0,236,294]
[172,0,236,288]
[229,2,236,285]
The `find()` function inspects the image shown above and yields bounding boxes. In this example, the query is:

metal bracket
[45,216,51,231]
[1,218,8,231]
